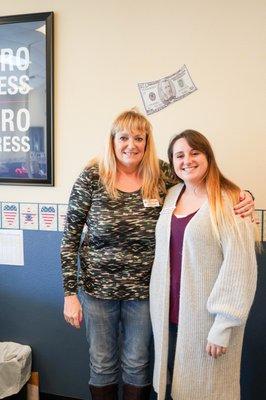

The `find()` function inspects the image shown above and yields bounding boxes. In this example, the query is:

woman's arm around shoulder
[234,190,255,218]
[159,159,180,189]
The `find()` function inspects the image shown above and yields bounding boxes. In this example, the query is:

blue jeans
[80,291,152,387]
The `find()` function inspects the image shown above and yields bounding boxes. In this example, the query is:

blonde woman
[150,130,257,400]
[61,112,253,400]
[61,110,175,400]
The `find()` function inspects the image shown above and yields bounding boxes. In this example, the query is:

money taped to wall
[138,65,197,115]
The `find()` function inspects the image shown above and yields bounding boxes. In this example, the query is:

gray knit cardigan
[150,183,257,400]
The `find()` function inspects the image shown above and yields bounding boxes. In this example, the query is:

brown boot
[89,383,118,400]
[123,383,151,400]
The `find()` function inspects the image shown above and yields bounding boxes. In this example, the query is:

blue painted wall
[0,231,89,399]
[0,232,265,399]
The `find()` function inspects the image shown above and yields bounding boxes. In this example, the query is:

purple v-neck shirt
[169,211,197,324]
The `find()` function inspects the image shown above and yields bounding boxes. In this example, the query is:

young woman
[150,130,257,400]
[61,113,254,400]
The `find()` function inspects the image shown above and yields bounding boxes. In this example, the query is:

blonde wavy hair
[88,109,165,200]
[168,129,250,240]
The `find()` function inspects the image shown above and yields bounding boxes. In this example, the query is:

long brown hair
[168,129,242,238]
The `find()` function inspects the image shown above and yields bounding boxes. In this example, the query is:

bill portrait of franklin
[158,78,176,103]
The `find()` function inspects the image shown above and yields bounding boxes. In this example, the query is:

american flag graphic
[22,208,36,225]
[3,204,18,226]
[40,206,56,227]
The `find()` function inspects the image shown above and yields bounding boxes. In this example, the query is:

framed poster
[0,12,54,185]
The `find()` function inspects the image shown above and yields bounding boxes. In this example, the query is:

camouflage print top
[61,160,176,300]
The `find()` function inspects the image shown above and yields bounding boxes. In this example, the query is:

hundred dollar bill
[138,65,197,115]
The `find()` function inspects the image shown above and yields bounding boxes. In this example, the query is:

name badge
[143,199,160,208]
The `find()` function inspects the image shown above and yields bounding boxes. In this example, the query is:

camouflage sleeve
[159,159,180,190]
[61,168,94,296]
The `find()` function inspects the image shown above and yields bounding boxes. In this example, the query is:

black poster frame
[0,12,54,186]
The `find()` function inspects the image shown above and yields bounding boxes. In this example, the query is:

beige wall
[0,0,265,207]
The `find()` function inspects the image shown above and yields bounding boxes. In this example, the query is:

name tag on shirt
[143,199,160,208]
